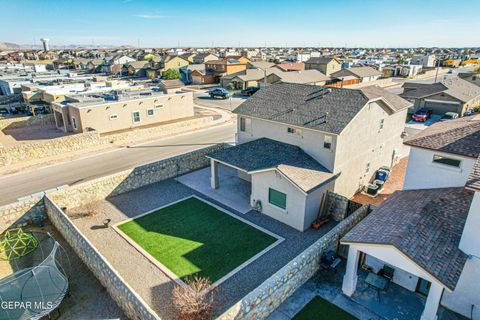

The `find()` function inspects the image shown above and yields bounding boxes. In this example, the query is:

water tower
[40,38,49,51]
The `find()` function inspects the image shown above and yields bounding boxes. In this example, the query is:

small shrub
[172,277,215,320]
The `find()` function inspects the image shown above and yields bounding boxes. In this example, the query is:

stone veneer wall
[44,196,160,320]
[48,143,228,209]
[218,205,371,320]
[0,131,103,167]
[0,196,46,233]
[0,114,55,130]
[0,116,215,167]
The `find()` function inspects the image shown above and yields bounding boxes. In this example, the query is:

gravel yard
[67,177,339,319]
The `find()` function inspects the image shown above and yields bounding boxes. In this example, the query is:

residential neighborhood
[0,1,479,320]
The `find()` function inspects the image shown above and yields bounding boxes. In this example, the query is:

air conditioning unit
[253,200,262,213]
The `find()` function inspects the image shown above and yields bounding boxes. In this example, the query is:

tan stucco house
[51,89,194,134]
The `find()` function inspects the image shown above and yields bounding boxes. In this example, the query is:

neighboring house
[207,83,411,231]
[458,71,480,87]
[51,89,194,133]
[190,69,217,85]
[401,77,480,115]
[274,62,305,72]
[86,59,104,73]
[220,68,283,89]
[122,60,150,77]
[304,57,342,76]
[411,54,436,68]
[382,64,423,78]
[179,64,206,84]
[224,55,251,64]
[179,52,196,63]
[205,59,248,83]
[340,116,480,320]
[72,58,90,70]
[330,66,382,85]
[247,61,275,70]
[192,53,219,64]
[403,116,480,190]
[158,79,184,94]
[151,55,190,77]
[267,69,330,86]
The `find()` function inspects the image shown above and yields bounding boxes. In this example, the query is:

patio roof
[207,138,337,194]
[341,187,474,291]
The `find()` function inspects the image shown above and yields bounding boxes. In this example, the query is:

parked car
[440,112,459,121]
[208,88,229,99]
[464,109,476,117]
[411,108,433,122]
[241,86,260,96]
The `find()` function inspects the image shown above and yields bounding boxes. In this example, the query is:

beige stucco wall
[333,101,408,197]
[250,169,334,231]
[69,92,194,133]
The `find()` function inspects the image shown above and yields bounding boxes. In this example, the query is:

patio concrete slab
[176,165,252,214]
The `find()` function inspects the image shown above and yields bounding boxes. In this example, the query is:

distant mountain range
[0,41,137,50]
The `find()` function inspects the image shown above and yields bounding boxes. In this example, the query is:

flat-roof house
[207,83,411,231]
[401,77,480,116]
[340,116,480,320]
[305,57,342,76]
[51,89,194,134]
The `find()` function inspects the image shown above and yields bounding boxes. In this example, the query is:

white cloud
[133,14,173,19]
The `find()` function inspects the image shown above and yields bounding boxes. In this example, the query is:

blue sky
[1,0,479,47]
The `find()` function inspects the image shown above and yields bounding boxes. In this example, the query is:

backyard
[116,196,279,284]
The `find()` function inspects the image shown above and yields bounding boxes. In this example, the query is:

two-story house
[340,115,480,320]
[304,57,342,76]
[204,59,247,83]
[207,83,410,231]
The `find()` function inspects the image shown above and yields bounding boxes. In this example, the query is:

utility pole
[434,58,440,83]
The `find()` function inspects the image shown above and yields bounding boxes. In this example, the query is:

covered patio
[175,164,252,214]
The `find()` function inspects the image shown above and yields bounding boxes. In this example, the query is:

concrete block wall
[218,205,370,320]
[0,196,46,233]
[44,196,160,320]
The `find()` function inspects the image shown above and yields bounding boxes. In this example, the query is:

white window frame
[132,111,141,124]
[109,114,118,120]
[323,135,333,150]
[146,108,155,117]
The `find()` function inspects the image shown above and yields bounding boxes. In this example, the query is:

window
[269,188,287,210]
[132,111,141,123]
[239,117,252,133]
[379,118,385,130]
[433,155,461,168]
[109,114,118,120]
[365,162,370,173]
[287,127,302,136]
[323,135,333,149]
[146,108,155,117]
[155,104,163,109]
[71,116,77,129]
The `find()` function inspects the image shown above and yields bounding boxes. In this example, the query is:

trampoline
[0,232,70,320]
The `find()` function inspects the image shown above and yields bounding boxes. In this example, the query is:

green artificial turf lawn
[117,197,277,283]
[293,296,358,320]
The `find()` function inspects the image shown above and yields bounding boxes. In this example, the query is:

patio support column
[342,246,359,296]
[420,282,443,320]
[210,158,219,189]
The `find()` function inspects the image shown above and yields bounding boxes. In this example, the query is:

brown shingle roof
[342,187,474,290]
[404,115,480,158]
